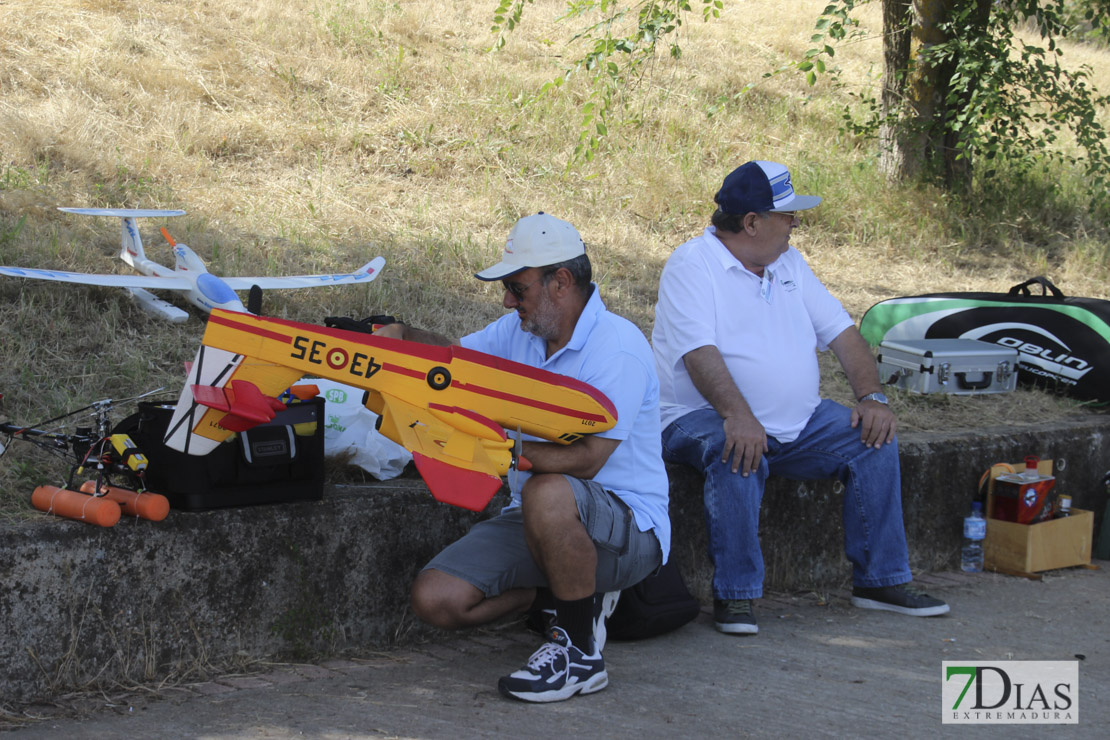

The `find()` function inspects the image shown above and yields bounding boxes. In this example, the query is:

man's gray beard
[521,293,560,341]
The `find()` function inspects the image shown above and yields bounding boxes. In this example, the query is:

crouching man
[377,212,670,702]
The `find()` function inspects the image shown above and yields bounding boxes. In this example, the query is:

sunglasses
[503,275,545,301]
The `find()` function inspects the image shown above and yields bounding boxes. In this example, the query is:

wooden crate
[984,509,1093,575]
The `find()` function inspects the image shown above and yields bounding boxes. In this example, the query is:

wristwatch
[858,392,889,405]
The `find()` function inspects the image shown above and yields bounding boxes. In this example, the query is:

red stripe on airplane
[383,363,425,380]
[214,309,454,363]
[451,345,618,419]
[380,362,606,423]
[209,312,294,344]
[455,381,610,423]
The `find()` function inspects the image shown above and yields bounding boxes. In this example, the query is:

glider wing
[0,266,192,290]
[220,256,386,290]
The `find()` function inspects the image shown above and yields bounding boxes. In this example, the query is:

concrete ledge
[670,418,1110,602]
[2,418,1108,703]
[0,479,495,704]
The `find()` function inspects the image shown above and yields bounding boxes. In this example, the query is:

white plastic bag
[310,379,412,480]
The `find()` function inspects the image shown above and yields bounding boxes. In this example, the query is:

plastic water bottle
[961,502,986,573]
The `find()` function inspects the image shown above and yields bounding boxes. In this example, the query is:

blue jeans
[662,400,912,600]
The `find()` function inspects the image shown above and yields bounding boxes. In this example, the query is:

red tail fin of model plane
[192,379,286,432]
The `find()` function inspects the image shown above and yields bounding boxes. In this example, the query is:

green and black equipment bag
[860,277,1110,403]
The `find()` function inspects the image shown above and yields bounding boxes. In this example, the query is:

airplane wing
[220,256,386,290]
[58,207,187,219]
[0,265,193,290]
[373,391,513,512]
[2,255,383,292]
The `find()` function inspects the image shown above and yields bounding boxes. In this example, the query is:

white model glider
[0,208,386,323]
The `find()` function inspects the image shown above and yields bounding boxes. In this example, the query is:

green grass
[0,0,1107,514]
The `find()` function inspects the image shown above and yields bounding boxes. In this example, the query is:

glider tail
[119,217,146,268]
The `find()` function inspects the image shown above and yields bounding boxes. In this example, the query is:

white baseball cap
[475,212,586,281]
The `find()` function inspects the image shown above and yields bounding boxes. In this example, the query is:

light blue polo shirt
[462,284,671,562]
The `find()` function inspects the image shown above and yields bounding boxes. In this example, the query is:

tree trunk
[874,0,954,184]
[880,0,953,181]
[879,0,993,188]
[878,0,915,180]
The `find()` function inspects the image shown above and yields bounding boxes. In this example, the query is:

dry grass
[1,0,1107,513]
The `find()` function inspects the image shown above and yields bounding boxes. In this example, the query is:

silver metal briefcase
[876,338,1019,395]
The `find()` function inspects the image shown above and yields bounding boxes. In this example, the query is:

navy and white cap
[714,160,822,215]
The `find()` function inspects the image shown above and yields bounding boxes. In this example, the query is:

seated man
[376,212,670,702]
[651,161,948,636]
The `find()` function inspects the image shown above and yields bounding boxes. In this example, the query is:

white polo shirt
[462,285,671,561]
[652,227,854,442]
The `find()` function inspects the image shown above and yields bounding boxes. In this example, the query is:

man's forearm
[683,345,756,422]
[828,327,883,400]
[520,435,620,481]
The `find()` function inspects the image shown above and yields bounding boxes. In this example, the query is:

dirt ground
[4,564,1108,739]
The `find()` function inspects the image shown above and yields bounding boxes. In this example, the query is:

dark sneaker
[592,591,620,653]
[524,607,557,637]
[713,599,758,635]
[498,626,608,703]
[523,587,557,637]
[851,584,950,617]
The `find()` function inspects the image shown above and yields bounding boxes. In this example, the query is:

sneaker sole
[850,596,950,617]
[498,671,609,703]
[714,621,758,635]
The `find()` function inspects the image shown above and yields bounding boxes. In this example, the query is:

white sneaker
[498,626,608,703]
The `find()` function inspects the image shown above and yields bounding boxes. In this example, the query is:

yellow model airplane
[163,309,618,510]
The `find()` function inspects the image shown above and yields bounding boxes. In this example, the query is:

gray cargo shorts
[423,475,662,597]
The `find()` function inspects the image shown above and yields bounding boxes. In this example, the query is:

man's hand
[372,323,404,339]
[829,327,897,449]
[850,400,897,449]
[371,322,456,346]
[680,345,768,476]
[721,413,768,476]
